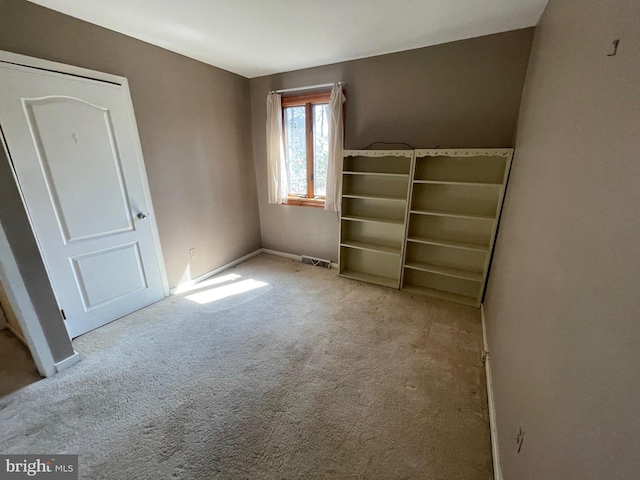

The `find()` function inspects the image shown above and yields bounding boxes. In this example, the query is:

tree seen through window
[282,92,331,202]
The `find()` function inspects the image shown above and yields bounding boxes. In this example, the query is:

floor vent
[301,255,332,269]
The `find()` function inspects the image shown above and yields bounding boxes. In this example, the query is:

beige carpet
[0,254,492,479]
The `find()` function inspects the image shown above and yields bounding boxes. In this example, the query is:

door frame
[0,50,170,374]
[0,222,57,376]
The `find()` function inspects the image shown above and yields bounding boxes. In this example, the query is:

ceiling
[28,0,548,78]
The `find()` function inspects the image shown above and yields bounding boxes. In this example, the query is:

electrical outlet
[189,248,196,259]
[516,423,525,453]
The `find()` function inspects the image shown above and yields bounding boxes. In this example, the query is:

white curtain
[325,85,346,212]
[266,93,287,204]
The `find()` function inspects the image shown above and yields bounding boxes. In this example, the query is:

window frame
[281,91,331,208]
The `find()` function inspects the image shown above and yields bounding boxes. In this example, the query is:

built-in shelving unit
[339,150,414,288]
[338,148,513,308]
[401,149,513,307]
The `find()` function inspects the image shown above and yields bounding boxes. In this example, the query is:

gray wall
[484,1,640,478]
[0,0,261,290]
[250,29,534,261]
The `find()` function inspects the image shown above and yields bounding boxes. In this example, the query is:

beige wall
[249,29,534,261]
[0,0,261,289]
[484,1,640,478]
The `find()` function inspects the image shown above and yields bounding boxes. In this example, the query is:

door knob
[137,212,148,220]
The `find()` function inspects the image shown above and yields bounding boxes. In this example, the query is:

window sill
[283,197,325,208]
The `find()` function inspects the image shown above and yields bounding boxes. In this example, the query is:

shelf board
[410,209,495,221]
[413,180,502,187]
[343,171,409,177]
[340,270,398,288]
[342,193,407,202]
[341,240,401,256]
[407,236,489,253]
[341,214,404,226]
[402,284,478,307]
[404,261,483,282]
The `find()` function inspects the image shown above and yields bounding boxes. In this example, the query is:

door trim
[0,50,125,85]
[0,222,56,377]
[0,51,170,373]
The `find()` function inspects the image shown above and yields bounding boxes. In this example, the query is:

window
[281,92,331,207]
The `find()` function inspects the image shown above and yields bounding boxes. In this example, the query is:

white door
[0,63,167,338]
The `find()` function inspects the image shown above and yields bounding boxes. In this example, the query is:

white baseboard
[171,249,263,294]
[481,304,503,480]
[261,248,338,269]
[261,248,300,262]
[55,350,82,373]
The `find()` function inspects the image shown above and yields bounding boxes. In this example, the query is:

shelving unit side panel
[399,151,416,288]
[479,151,514,303]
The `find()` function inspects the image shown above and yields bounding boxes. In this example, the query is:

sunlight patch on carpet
[174,273,242,294]
[184,278,268,304]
